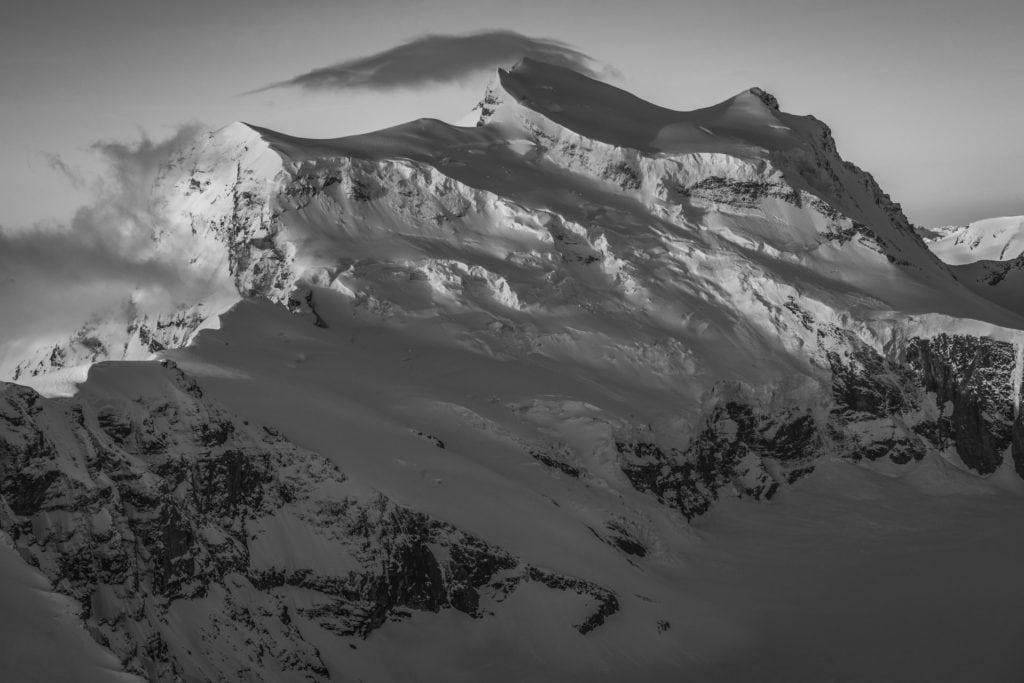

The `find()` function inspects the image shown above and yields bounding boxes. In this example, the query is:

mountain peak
[747,86,781,111]
[217,120,261,139]
[924,215,1024,265]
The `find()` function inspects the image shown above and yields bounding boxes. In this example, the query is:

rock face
[610,322,1024,520]
[825,331,1023,474]
[0,361,619,680]
[617,398,819,519]
[906,335,1019,473]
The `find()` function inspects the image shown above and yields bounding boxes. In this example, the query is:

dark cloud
[249,30,614,93]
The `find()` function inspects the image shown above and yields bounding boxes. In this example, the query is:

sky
[1,0,1023,230]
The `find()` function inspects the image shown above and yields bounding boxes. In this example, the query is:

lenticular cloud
[248,30,614,93]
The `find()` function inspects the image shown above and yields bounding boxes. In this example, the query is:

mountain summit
[3,61,1024,681]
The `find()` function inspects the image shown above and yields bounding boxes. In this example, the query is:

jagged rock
[905,334,1016,474]
[616,397,820,519]
[0,362,619,680]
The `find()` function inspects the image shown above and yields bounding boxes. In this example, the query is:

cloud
[45,154,86,190]
[249,30,615,94]
[0,124,232,372]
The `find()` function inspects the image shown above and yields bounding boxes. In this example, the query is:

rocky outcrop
[905,334,1018,474]
[617,396,820,519]
[680,176,802,210]
[611,325,1024,520]
[0,361,618,681]
[824,330,1021,474]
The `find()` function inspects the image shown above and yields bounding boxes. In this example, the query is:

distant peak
[747,87,780,111]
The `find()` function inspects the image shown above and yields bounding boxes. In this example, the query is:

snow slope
[925,215,1024,265]
[3,59,1024,681]
[0,532,143,683]
[919,216,1024,317]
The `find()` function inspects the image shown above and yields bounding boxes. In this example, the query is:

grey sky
[2,0,1022,228]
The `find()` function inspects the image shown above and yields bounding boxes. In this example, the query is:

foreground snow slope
[0,532,143,683]
[3,59,1024,680]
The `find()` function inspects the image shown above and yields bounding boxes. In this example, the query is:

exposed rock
[0,362,619,680]
[905,334,1016,474]
[617,397,820,519]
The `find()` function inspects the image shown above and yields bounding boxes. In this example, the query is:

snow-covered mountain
[918,215,1024,317]
[3,59,1024,681]
[922,215,1024,265]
